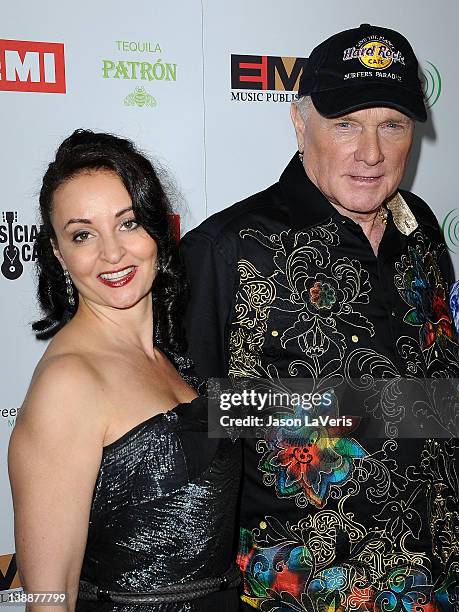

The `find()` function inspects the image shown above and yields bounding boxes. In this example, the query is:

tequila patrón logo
[124,86,157,108]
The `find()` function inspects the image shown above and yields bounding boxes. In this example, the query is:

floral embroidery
[395,236,457,353]
[237,521,315,609]
[278,254,374,368]
[229,222,374,380]
[229,259,276,378]
[228,221,459,610]
[258,424,366,508]
[420,439,459,570]
[309,279,337,310]
[374,567,440,611]
[238,507,458,610]
[450,279,459,336]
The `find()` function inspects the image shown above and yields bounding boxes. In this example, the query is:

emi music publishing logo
[0,38,66,93]
[230,52,442,109]
[230,54,307,102]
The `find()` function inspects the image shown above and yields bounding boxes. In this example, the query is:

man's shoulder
[183,182,282,245]
[399,188,441,231]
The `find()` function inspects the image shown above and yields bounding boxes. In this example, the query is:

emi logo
[231,54,307,91]
[0,39,66,93]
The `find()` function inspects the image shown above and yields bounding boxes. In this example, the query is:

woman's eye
[73,231,90,243]
[121,218,139,231]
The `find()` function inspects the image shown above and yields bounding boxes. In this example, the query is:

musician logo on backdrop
[101,39,177,108]
[0,212,41,280]
[0,39,66,93]
[230,54,307,103]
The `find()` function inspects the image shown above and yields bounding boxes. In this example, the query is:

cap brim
[311,84,427,122]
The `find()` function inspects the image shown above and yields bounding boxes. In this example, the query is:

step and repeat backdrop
[1,0,458,594]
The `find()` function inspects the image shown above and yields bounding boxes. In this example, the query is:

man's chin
[333,197,386,218]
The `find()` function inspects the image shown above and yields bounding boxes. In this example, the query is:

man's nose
[354,129,384,166]
[100,235,126,264]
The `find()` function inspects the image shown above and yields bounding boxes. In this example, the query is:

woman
[8,130,241,611]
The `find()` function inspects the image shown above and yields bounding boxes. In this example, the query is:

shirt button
[271,330,279,337]
[351,335,359,343]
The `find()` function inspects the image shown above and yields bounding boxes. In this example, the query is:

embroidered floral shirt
[181,154,459,611]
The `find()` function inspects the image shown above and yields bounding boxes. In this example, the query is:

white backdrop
[1,0,458,593]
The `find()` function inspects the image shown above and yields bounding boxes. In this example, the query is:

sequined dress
[76,396,241,611]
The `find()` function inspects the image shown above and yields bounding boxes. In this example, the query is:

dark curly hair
[33,129,187,355]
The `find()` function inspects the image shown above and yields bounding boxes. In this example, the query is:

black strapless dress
[76,396,241,611]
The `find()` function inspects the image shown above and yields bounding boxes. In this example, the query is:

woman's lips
[98,266,137,287]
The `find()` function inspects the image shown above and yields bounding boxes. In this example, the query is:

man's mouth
[349,175,382,182]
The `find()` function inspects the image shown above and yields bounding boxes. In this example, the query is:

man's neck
[329,202,387,256]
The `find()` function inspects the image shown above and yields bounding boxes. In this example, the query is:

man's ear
[50,238,65,268]
[290,103,305,153]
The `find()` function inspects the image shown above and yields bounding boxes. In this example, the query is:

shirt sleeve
[180,230,236,379]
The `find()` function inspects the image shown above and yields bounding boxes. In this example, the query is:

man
[181,24,459,610]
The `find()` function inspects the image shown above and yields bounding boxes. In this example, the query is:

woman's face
[51,169,158,311]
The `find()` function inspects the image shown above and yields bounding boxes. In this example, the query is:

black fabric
[181,155,459,610]
[76,396,242,612]
[298,22,427,121]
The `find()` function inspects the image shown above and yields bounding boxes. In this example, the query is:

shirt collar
[279,153,335,231]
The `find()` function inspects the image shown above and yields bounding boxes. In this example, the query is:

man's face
[291,103,415,217]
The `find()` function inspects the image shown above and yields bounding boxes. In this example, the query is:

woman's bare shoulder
[18,348,108,438]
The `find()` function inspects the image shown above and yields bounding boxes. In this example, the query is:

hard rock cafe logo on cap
[343,36,405,70]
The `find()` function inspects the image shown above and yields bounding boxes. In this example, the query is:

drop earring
[298,150,304,163]
[64,269,75,306]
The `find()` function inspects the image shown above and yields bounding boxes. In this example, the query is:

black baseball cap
[298,23,427,122]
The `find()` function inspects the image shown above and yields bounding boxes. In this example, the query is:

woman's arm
[8,355,108,611]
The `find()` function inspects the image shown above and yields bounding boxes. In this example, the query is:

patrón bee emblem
[124,87,157,108]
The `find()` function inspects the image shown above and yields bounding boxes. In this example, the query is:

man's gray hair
[294,95,313,122]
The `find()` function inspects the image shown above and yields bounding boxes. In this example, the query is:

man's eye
[121,218,139,231]
[337,122,351,128]
[73,231,90,242]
